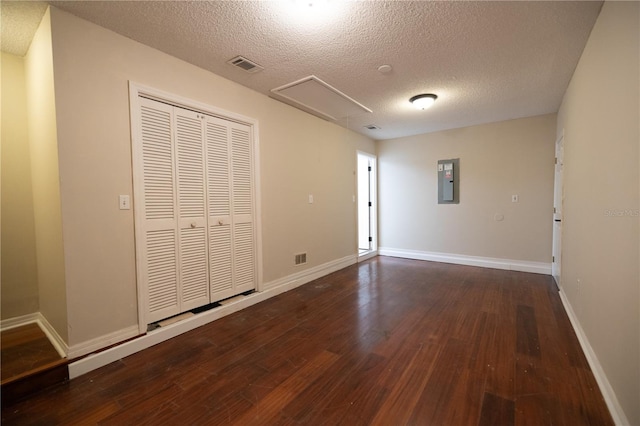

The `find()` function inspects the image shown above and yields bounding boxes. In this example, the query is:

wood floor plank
[66,401,121,426]
[97,384,182,425]
[317,353,390,425]
[370,343,442,425]
[479,392,515,426]
[516,304,541,358]
[344,333,430,424]
[1,323,63,381]
[189,389,254,424]
[446,312,499,425]
[574,365,615,425]
[515,392,563,426]
[484,287,517,400]
[407,338,473,423]
[0,257,614,425]
[279,349,375,422]
[230,350,339,425]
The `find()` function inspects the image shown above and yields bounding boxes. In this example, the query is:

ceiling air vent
[364,124,380,130]
[227,55,264,73]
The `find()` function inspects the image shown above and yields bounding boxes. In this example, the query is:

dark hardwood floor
[1,322,69,406]
[1,323,62,381]
[1,256,613,425]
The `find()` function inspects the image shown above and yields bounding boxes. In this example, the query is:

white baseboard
[559,290,629,426]
[38,313,69,358]
[69,254,358,379]
[67,325,140,360]
[262,254,357,290]
[1,312,41,331]
[358,250,378,262]
[1,312,68,358]
[378,247,551,275]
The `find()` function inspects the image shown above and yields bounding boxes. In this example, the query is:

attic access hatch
[270,75,372,121]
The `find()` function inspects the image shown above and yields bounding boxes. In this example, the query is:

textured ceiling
[8,1,602,140]
[0,1,47,56]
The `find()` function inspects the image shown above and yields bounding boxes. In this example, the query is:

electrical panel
[437,158,460,204]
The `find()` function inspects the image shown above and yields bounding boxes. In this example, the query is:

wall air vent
[227,55,264,73]
[294,253,307,265]
[364,124,380,130]
[270,75,372,121]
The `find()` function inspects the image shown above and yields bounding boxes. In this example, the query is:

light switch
[308,194,314,204]
[119,195,131,210]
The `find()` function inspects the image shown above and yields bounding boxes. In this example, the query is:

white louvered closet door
[230,122,256,293]
[135,94,257,324]
[205,117,256,301]
[205,117,234,301]
[138,98,180,323]
[174,108,210,311]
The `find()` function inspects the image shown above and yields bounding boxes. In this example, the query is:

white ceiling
[4,1,602,140]
[0,1,48,56]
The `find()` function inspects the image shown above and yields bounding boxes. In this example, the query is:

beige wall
[1,52,40,319]
[377,114,556,263]
[48,7,374,347]
[24,8,68,340]
[557,1,639,424]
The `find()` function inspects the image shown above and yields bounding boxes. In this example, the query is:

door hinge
[368,201,372,207]
[552,256,555,262]
[368,237,373,242]
[555,157,558,165]
[553,207,556,214]
[368,166,372,172]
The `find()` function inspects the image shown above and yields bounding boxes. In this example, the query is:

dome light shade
[410,94,437,110]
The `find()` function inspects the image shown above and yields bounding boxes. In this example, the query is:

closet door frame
[129,82,263,334]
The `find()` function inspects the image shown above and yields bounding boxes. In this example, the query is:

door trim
[357,151,377,258]
[552,131,564,288]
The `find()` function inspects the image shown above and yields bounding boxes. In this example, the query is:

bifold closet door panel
[174,109,210,311]
[206,118,257,299]
[138,98,180,323]
[230,124,256,293]
[206,117,234,301]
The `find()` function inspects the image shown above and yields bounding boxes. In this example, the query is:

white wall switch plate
[119,195,131,210]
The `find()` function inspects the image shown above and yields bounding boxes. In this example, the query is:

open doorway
[552,133,564,289]
[357,152,377,260]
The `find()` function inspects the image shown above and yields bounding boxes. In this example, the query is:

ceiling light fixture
[410,94,437,110]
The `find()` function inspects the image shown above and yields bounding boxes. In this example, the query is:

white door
[206,117,234,301]
[229,124,256,293]
[174,109,210,311]
[137,98,181,322]
[552,133,564,288]
[205,116,256,301]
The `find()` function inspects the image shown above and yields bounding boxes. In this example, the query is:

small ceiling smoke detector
[364,124,381,130]
[410,93,437,110]
[227,55,264,73]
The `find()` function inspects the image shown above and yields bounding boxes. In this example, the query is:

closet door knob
[190,222,196,228]
[218,220,224,226]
